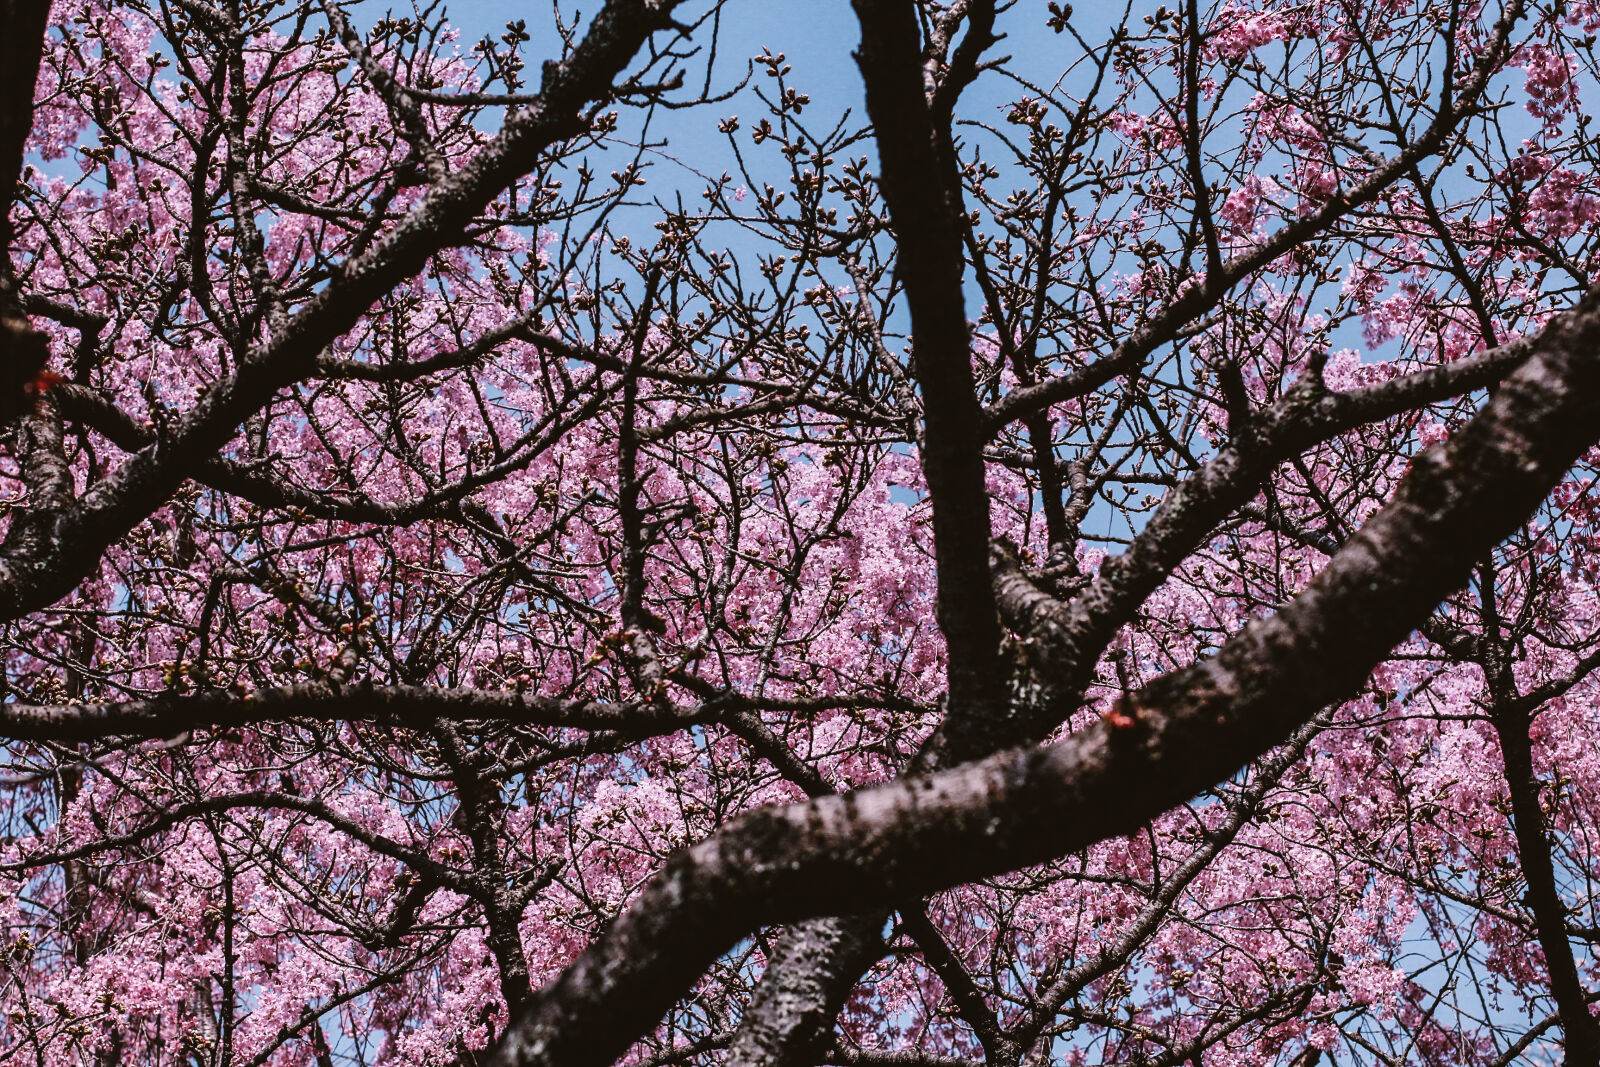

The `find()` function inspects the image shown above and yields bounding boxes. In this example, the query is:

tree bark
[480,285,1600,1067]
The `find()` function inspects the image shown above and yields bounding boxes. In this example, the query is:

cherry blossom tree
[2,0,1600,1065]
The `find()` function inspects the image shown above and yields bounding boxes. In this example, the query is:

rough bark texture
[717,0,1535,1059]
[722,916,886,1067]
[479,286,1600,1067]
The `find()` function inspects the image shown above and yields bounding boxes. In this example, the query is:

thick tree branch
[853,0,1006,739]
[0,0,688,621]
[0,683,720,740]
[0,0,52,428]
[479,286,1600,1067]
[0,1,47,235]
[722,917,886,1067]
[436,723,536,1011]
[1476,563,1600,1067]
[989,324,1539,740]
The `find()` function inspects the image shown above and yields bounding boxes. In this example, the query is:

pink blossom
[1525,166,1600,237]
[1208,3,1291,58]
[1517,42,1580,130]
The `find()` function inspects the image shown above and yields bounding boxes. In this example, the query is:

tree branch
[478,285,1600,1067]
[0,0,689,621]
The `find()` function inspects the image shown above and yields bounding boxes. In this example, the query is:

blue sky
[434,0,1136,185]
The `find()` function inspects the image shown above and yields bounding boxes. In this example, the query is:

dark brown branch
[0,682,910,745]
[989,322,1538,741]
[722,917,887,1067]
[0,682,722,740]
[0,0,689,621]
[0,0,47,231]
[825,1049,977,1067]
[1476,563,1600,1067]
[436,723,535,1011]
[853,0,1007,741]
[0,0,52,428]
[478,286,1600,1067]
[898,903,1007,1060]
[980,0,1528,436]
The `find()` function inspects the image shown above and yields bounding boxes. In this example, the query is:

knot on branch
[991,538,1069,637]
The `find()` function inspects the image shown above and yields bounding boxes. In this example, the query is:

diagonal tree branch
[988,324,1541,743]
[478,285,1600,1067]
[0,0,689,622]
[720,1,1534,1058]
